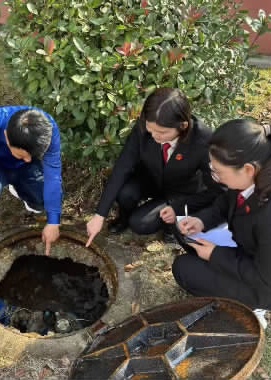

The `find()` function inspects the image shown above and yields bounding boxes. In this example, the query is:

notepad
[176,217,237,247]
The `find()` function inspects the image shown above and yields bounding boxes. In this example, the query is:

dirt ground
[0,177,270,380]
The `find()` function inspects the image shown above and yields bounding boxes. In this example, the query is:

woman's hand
[179,216,204,235]
[188,238,216,261]
[160,206,176,224]
[86,214,104,247]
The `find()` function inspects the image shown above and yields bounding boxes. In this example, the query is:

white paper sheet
[176,217,237,247]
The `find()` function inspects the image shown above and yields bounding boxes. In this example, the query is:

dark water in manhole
[0,254,109,335]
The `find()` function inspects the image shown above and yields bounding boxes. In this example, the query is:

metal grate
[69,297,265,380]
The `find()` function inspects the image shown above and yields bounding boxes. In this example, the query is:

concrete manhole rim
[0,226,119,340]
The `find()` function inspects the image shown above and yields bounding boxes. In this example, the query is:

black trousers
[116,176,167,234]
[172,251,259,309]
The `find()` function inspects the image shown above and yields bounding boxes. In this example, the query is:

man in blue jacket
[0,106,62,255]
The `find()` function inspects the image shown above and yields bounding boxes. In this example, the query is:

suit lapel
[240,193,258,215]
[166,122,195,167]
[166,141,190,169]
[146,139,164,185]
[228,191,238,224]
[229,191,258,221]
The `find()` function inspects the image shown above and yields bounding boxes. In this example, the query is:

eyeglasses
[209,163,220,182]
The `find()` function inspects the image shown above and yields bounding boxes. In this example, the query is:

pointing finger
[45,241,51,256]
[86,235,93,248]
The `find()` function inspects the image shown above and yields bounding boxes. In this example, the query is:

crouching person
[0,106,63,255]
[173,119,271,329]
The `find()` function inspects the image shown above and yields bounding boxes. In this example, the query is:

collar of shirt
[162,137,179,160]
[241,184,255,200]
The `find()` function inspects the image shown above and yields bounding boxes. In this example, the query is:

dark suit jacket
[96,116,222,217]
[196,190,271,309]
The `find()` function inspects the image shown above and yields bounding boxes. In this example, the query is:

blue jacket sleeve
[41,112,62,224]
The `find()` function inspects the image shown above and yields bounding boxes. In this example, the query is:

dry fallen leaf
[254,366,270,380]
[131,301,140,314]
[60,356,71,367]
[35,215,47,223]
[146,241,164,252]
[124,262,143,272]
[38,365,53,380]
[14,369,27,378]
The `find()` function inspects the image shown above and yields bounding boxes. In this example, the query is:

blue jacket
[0,299,16,326]
[0,106,62,224]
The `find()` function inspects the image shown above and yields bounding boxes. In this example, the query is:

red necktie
[162,143,171,163]
[237,193,245,208]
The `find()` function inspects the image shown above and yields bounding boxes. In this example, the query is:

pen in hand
[185,204,188,223]
[174,207,204,246]
[184,204,190,233]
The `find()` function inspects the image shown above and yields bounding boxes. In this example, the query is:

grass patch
[242,69,271,121]
[250,325,271,380]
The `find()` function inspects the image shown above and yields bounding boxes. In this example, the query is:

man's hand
[160,206,176,224]
[42,224,60,256]
[86,214,104,247]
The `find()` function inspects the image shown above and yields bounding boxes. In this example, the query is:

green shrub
[2,0,271,168]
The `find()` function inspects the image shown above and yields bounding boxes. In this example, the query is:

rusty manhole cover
[69,298,264,380]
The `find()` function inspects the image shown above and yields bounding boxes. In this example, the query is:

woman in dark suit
[86,88,222,246]
[173,119,271,328]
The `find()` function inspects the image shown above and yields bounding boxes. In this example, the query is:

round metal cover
[69,297,265,380]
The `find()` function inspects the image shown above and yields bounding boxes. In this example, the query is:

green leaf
[144,37,164,47]
[26,3,38,15]
[36,49,47,55]
[97,148,104,159]
[73,37,86,54]
[11,58,23,65]
[89,17,108,26]
[180,62,193,73]
[28,80,39,93]
[204,87,212,101]
[90,0,104,9]
[71,74,89,85]
[90,63,102,72]
[82,146,93,156]
[56,103,64,114]
[47,66,55,84]
[6,39,16,49]
[162,33,175,41]
[72,109,87,122]
[107,93,117,103]
[160,52,169,68]
[87,117,96,130]
[59,60,65,72]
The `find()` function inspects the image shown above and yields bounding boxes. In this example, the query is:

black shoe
[108,218,129,234]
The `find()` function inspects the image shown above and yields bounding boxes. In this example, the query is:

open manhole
[69,298,265,380]
[0,227,118,336]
